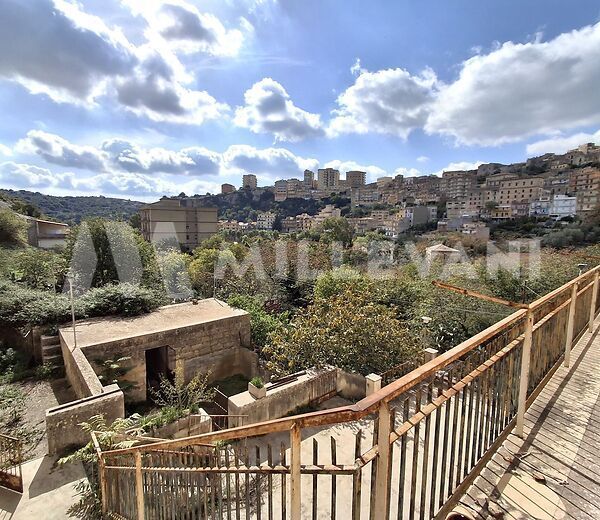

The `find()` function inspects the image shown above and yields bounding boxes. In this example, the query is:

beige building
[317,168,340,190]
[140,198,217,251]
[256,211,276,230]
[570,167,600,215]
[242,174,257,190]
[346,170,366,188]
[221,183,236,194]
[440,170,477,199]
[26,216,69,249]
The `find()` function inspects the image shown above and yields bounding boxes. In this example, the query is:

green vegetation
[0,209,29,247]
[1,189,143,224]
[250,376,264,388]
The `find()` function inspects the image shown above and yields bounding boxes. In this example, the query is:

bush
[0,209,29,247]
[80,283,165,318]
[227,294,289,350]
[250,376,264,388]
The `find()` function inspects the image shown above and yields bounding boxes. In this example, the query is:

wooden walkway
[458,318,600,520]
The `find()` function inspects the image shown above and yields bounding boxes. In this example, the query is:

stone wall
[151,410,212,440]
[228,368,338,427]
[336,369,367,400]
[62,341,103,399]
[45,384,124,455]
[79,313,253,402]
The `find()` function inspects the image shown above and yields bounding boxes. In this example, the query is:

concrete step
[42,353,64,366]
[40,334,60,347]
[42,344,61,357]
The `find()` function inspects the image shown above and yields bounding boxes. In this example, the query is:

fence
[97,266,600,519]
[0,433,23,493]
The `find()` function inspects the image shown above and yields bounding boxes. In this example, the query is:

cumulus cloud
[328,67,438,139]
[222,144,318,179]
[0,144,12,156]
[394,167,423,178]
[0,161,74,189]
[0,0,228,125]
[0,0,135,104]
[102,139,221,175]
[234,78,324,142]
[432,160,484,176]
[16,130,108,171]
[416,156,430,163]
[323,160,386,182]
[426,23,600,145]
[526,130,600,156]
[125,0,245,57]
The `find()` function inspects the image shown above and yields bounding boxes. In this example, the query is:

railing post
[565,282,578,368]
[373,400,392,518]
[135,450,145,520]
[98,454,109,515]
[516,308,534,438]
[589,272,599,332]
[290,422,302,520]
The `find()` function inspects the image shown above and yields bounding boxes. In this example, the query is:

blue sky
[0,0,599,201]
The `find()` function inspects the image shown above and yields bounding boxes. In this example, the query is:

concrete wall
[228,368,338,427]
[61,341,103,399]
[45,384,124,455]
[336,369,367,400]
[60,312,253,402]
[151,410,212,440]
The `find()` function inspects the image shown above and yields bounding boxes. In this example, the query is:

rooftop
[60,299,247,350]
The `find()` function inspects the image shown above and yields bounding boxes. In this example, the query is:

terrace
[93,266,599,519]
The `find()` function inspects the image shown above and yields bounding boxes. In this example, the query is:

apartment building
[313,204,342,226]
[242,174,257,190]
[303,169,315,189]
[221,183,235,194]
[317,168,340,190]
[484,176,545,206]
[570,167,600,215]
[25,216,69,249]
[140,198,218,251]
[351,186,380,207]
[549,195,577,219]
[256,211,276,230]
[440,170,477,199]
[346,170,366,188]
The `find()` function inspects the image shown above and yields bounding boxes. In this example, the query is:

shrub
[80,283,165,318]
[0,209,29,247]
[250,377,264,388]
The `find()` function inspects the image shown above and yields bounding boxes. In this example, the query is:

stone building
[59,299,255,403]
[140,198,217,251]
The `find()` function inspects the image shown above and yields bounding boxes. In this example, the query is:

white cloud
[0,144,12,157]
[350,58,364,76]
[526,130,600,156]
[102,139,222,175]
[394,167,422,178]
[416,155,430,163]
[328,67,438,139]
[0,0,135,104]
[0,161,74,189]
[125,0,245,57]
[0,0,228,125]
[222,144,318,180]
[16,130,108,171]
[426,23,600,145]
[324,160,386,183]
[432,160,483,176]
[234,78,324,142]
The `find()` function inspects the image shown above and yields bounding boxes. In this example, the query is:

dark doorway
[145,346,170,393]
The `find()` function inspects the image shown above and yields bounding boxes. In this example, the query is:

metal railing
[96,266,600,519]
[0,433,23,493]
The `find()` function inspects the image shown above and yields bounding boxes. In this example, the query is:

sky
[0,0,599,201]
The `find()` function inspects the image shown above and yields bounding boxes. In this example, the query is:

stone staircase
[40,334,63,367]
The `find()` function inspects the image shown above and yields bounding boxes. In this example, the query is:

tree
[0,209,29,247]
[264,288,420,376]
[317,217,354,246]
[14,248,67,289]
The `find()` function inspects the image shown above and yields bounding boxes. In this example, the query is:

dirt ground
[0,377,75,460]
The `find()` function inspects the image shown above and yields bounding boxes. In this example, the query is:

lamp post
[67,274,77,350]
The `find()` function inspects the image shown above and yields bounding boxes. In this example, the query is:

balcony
[95,267,599,519]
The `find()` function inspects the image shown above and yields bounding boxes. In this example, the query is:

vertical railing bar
[419,382,433,520]
[312,438,318,520]
[352,430,362,520]
[290,423,302,520]
[397,398,409,520]
[280,442,287,520]
[516,309,534,437]
[409,387,422,520]
[331,436,337,520]
[267,445,273,520]
[255,446,262,520]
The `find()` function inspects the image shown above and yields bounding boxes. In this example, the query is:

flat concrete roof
[60,299,247,350]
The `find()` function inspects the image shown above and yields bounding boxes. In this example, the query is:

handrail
[101,265,599,458]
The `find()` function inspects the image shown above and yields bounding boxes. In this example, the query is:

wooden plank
[290,423,302,520]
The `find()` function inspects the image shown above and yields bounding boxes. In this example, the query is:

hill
[0,189,144,224]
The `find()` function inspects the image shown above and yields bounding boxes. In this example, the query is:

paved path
[458,318,600,520]
[0,455,86,519]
